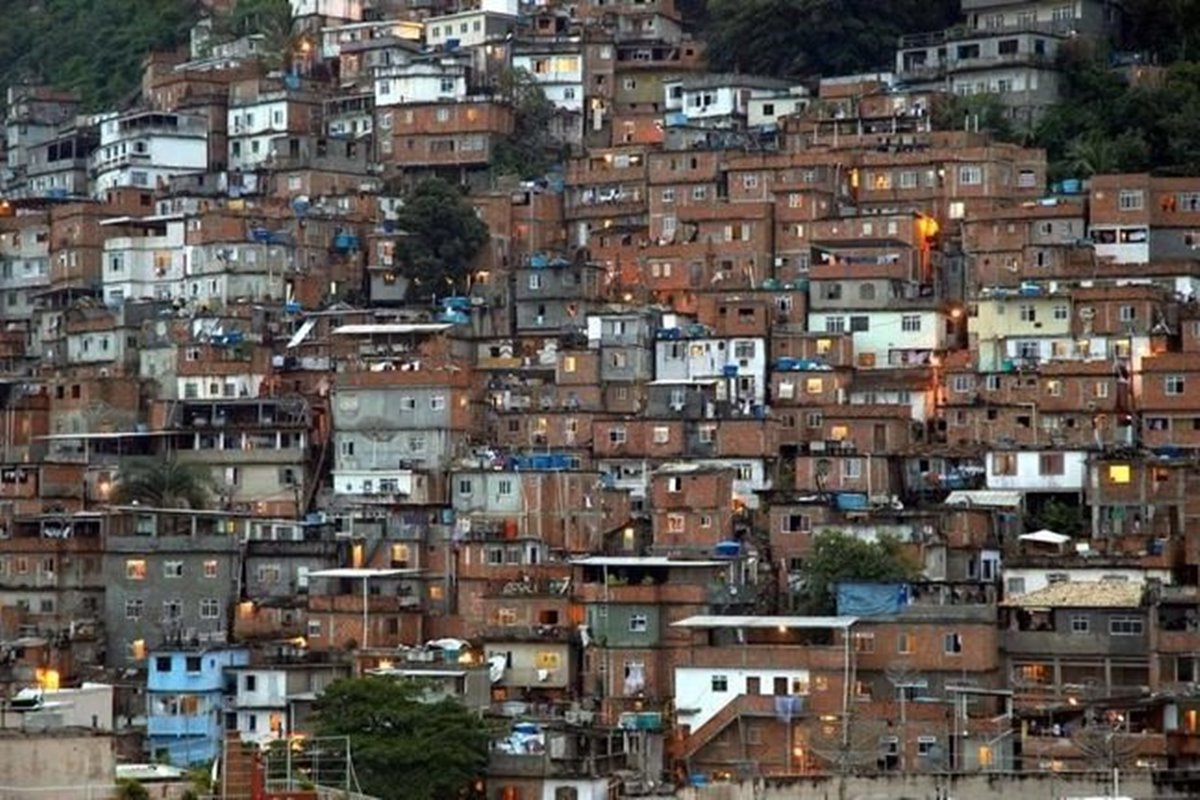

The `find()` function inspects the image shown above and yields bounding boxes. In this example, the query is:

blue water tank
[714,541,742,558]
[1062,178,1082,194]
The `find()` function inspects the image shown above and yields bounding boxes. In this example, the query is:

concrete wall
[0,729,115,799]
[677,772,1155,800]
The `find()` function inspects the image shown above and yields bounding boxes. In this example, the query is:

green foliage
[209,0,297,70]
[794,530,921,614]
[702,0,960,78]
[114,779,150,800]
[932,93,1018,142]
[112,457,216,509]
[1035,54,1200,179]
[1122,0,1200,63]
[1027,499,1086,538]
[0,0,200,111]
[394,178,490,302]
[491,68,560,180]
[312,677,491,800]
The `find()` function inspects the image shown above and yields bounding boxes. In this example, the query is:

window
[497,479,514,497]
[1019,305,1037,322]
[163,599,183,620]
[163,561,184,578]
[200,599,220,619]
[629,614,648,633]
[843,458,863,479]
[825,316,846,333]
[667,513,685,533]
[1039,453,1064,475]
[1118,189,1145,210]
[951,375,975,393]
[1110,617,1144,636]
[126,560,147,580]
[854,632,875,653]
[943,633,963,654]
[155,657,172,672]
[1070,615,1090,634]
[918,736,938,756]
[1166,375,1186,396]
[185,656,202,673]
[897,632,911,654]
[1108,464,1131,484]
[661,188,675,203]
[609,427,627,444]
[711,675,729,692]
[430,395,446,410]
[458,478,473,496]
[125,599,144,620]
[901,315,922,332]
[992,452,1017,476]
[958,165,983,185]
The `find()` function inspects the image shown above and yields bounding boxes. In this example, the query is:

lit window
[563,356,577,373]
[805,378,823,394]
[1108,464,1131,484]
[126,560,147,580]
[653,426,670,444]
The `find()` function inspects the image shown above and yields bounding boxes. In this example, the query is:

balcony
[1003,629,1148,658]
[147,713,221,738]
[482,624,574,643]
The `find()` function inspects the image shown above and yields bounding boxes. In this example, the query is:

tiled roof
[1001,581,1144,609]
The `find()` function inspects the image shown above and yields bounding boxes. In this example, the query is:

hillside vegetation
[0,0,200,110]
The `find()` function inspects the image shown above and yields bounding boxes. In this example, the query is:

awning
[1019,529,1071,545]
[944,490,1023,509]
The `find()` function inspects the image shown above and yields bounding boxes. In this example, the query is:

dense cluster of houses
[3,0,1200,798]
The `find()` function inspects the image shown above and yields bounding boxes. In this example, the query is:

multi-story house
[896,0,1122,128]
[91,110,208,196]
[146,644,249,764]
[102,508,244,667]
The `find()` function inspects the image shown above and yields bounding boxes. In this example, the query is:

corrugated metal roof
[1002,581,1144,609]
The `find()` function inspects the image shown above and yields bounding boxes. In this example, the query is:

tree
[492,68,560,179]
[208,0,299,71]
[0,0,200,111]
[394,179,490,302]
[111,457,215,510]
[702,0,960,79]
[311,677,491,800]
[793,531,921,614]
[931,92,1018,141]
[114,779,150,800]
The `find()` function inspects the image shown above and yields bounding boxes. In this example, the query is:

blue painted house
[146,646,249,765]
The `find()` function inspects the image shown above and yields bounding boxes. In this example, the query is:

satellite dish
[291,196,311,217]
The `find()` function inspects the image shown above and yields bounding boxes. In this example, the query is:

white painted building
[290,0,361,21]
[674,666,810,731]
[806,309,948,369]
[1003,567,1173,598]
[985,449,1087,492]
[92,111,208,196]
[100,216,187,305]
[374,61,468,107]
[331,469,415,498]
[232,668,289,743]
[1088,223,1150,264]
[512,49,584,113]
[425,8,518,50]
[228,96,294,171]
[654,336,767,405]
[663,75,790,127]
[747,86,810,129]
[177,372,265,401]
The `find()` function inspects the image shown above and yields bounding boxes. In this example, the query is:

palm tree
[111,458,215,510]
[1066,133,1119,178]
